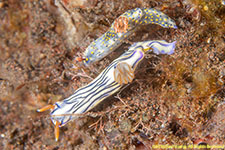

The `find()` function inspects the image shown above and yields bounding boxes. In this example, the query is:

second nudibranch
[82,8,177,65]
[38,40,176,141]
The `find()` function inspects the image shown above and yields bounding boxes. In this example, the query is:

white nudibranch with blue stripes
[81,8,177,65]
[38,40,176,141]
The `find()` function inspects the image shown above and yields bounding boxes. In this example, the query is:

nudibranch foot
[113,62,134,85]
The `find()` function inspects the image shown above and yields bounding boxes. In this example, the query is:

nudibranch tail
[141,8,177,29]
[83,8,177,66]
[149,40,176,55]
[129,40,176,55]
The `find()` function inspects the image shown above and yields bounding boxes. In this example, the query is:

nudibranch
[81,8,177,65]
[38,40,176,141]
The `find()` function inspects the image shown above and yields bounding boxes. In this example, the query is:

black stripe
[64,76,110,104]
[72,82,119,114]
[82,84,121,113]
[65,77,110,113]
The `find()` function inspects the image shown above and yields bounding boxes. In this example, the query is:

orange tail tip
[37,104,55,112]
[55,121,60,142]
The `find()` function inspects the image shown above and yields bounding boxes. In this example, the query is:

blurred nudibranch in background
[77,8,177,65]
[38,40,177,141]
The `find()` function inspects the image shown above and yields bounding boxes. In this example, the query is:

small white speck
[1,134,5,138]
[207,38,211,43]
[200,22,206,26]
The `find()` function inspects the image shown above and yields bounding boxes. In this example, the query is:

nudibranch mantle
[38,40,176,141]
[83,8,177,65]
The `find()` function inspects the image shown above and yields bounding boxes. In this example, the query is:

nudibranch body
[83,8,177,65]
[38,40,176,141]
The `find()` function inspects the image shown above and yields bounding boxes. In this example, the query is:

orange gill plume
[113,16,129,33]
